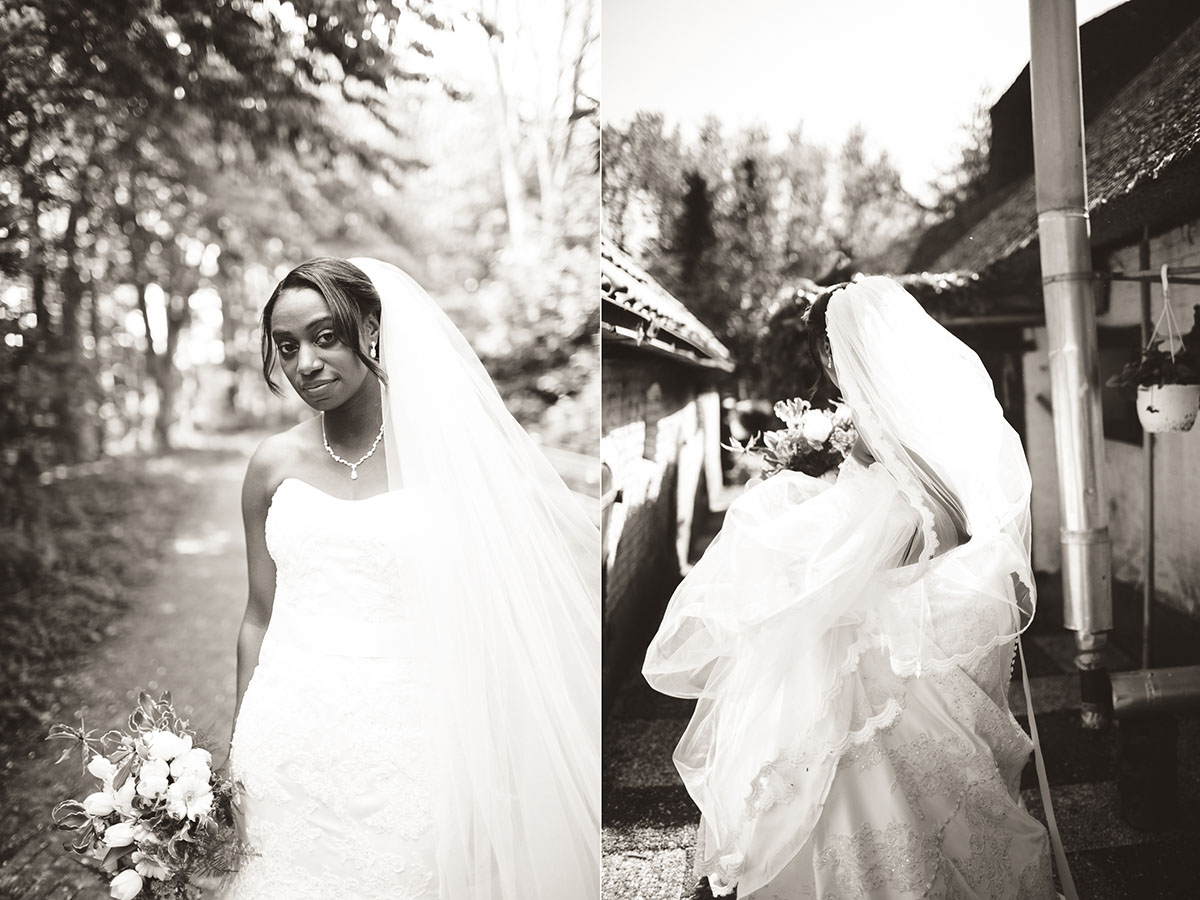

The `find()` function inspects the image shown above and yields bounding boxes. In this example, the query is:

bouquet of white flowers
[48,692,243,899]
[727,397,858,481]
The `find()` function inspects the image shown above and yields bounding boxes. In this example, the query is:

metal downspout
[1028,0,1114,728]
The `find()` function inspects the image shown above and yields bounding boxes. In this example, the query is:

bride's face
[270,287,375,411]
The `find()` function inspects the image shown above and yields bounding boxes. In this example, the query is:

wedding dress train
[644,278,1059,898]
[733,459,1055,899]
[224,478,438,900]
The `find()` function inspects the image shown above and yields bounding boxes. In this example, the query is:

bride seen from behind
[216,257,601,900]
[644,277,1060,898]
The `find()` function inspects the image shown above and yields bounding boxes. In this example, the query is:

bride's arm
[219,438,282,768]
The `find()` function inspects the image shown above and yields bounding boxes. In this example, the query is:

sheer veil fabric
[349,259,600,900]
[643,277,1037,895]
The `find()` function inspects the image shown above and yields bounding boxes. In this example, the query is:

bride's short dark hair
[806,282,850,372]
[261,257,386,395]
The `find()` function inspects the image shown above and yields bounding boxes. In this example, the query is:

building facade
[906,2,1200,653]
[600,239,733,709]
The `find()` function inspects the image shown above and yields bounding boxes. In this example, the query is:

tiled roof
[929,16,1200,279]
[601,237,734,367]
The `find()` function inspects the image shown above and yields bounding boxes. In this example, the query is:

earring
[369,339,378,359]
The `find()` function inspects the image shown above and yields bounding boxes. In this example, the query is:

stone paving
[0,449,249,900]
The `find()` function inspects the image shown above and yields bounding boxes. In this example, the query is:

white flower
[144,730,191,762]
[103,821,136,848]
[131,823,156,844]
[831,404,854,428]
[137,758,170,800]
[773,398,809,429]
[109,868,144,900]
[113,777,138,818]
[165,771,213,820]
[169,747,212,780]
[88,755,118,783]
[800,410,834,445]
[83,790,116,817]
[132,850,171,881]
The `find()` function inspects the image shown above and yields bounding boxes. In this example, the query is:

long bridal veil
[350,258,600,900]
[643,277,1036,895]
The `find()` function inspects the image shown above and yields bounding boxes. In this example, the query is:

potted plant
[1107,304,1200,432]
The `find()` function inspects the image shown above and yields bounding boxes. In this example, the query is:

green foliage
[1107,305,1200,388]
[926,93,993,225]
[0,0,455,469]
[834,126,919,268]
[603,113,923,390]
[0,469,191,750]
[398,0,599,449]
[757,288,840,407]
[3,0,597,467]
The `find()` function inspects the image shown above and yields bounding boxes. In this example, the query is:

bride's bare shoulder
[243,420,317,500]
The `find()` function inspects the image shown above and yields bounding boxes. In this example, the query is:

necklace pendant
[350,466,359,480]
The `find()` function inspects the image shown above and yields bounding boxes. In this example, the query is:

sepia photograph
[7,0,1200,897]
[601,0,1200,898]
[0,1,600,898]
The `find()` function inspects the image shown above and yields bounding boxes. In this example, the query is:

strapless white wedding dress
[223,478,438,900]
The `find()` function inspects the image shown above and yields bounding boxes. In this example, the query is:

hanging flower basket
[1135,383,1200,432]
[1107,299,1200,433]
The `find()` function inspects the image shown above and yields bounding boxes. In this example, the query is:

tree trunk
[51,197,88,462]
[85,285,106,459]
[24,184,48,339]
[482,1,529,248]
[124,175,179,452]
[154,311,178,450]
[15,123,50,341]
[156,279,194,448]
[133,278,168,449]
[220,269,243,420]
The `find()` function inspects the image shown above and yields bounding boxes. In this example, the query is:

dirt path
[0,448,250,900]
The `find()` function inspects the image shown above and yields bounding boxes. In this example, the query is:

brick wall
[601,354,721,707]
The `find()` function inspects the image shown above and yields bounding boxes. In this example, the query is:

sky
[603,0,1125,201]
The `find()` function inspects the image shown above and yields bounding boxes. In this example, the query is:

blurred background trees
[602,111,983,396]
[0,0,599,485]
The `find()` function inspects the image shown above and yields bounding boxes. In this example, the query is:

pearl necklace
[321,414,385,480]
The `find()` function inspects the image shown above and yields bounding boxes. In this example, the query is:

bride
[215,257,600,900]
[643,278,1059,898]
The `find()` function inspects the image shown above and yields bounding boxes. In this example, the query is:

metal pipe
[1107,274,1200,285]
[1100,264,1200,279]
[1028,0,1113,728]
[1112,666,1200,719]
[1139,228,1155,670]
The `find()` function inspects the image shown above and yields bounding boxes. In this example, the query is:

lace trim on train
[697,651,1045,897]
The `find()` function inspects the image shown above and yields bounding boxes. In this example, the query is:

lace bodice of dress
[225,477,438,900]
[263,477,423,659]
